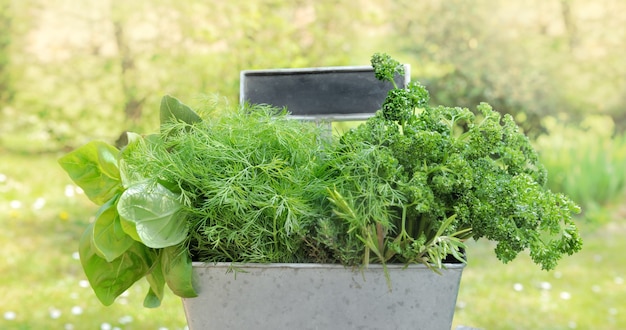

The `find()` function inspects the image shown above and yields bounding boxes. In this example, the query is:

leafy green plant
[59,95,334,307]
[58,96,202,308]
[317,53,583,271]
[58,53,583,309]
[122,100,331,265]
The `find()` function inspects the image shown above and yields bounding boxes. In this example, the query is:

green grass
[1,153,625,329]
[452,216,626,329]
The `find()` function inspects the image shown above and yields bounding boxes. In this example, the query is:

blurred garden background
[1,0,625,329]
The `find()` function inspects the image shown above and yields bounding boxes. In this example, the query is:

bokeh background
[1,0,625,329]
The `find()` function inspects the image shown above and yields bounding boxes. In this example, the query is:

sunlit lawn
[452,216,626,329]
[1,153,624,329]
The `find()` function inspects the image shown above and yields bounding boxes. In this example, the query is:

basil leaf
[92,196,135,262]
[144,253,166,308]
[58,141,121,205]
[119,215,142,242]
[118,132,146,189]
[160,95,202,128]
[143,286,163,309]
[162,245,197,298]
[117,181,188,248]
[79,223,154,306]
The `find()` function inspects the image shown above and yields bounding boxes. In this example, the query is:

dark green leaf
[143,287,162,308]
[160,95,202,128]
[161,245,197,298]
[79,223,155,306]
[144,253,166,308]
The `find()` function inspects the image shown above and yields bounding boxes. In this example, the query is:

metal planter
[182,262,464,330]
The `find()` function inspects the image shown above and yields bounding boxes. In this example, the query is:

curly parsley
[321,53,582,270]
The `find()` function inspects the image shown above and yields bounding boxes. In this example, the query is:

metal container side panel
[183,263,464,330]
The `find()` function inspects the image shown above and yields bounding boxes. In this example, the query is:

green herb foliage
[122,103,331,264]
[317,53,582,271]
[58,53,583,309]
[58,97,205,308]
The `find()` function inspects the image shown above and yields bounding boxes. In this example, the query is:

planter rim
[241,65,390,75]
[191,261,466,270]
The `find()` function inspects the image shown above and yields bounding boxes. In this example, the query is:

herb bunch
[59,97,333,308]
[123,103,331,264]
[318,53,582,270]
[58,54,584,309]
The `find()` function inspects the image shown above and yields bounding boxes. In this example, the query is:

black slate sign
[240,65,409,121]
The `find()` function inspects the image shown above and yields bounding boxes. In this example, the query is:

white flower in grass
[560,291,571,300]
[100,323,112,330]
[78,280,90,288]
[65,185,75,197]
[513,283,523,292]
[4,311,16,320]
[9,200,22,209]
[118,290,129,304]
[71,306,83,315]
[0,173,7,182]
[72,252,80,260]
[49,307,62,319]
[32,197,46,210]
[119,315,133,324]
[539,281,552,290]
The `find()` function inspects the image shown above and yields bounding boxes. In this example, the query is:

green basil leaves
[58,96,200,307]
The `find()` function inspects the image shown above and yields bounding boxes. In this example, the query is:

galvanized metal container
[182,262,464,330]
